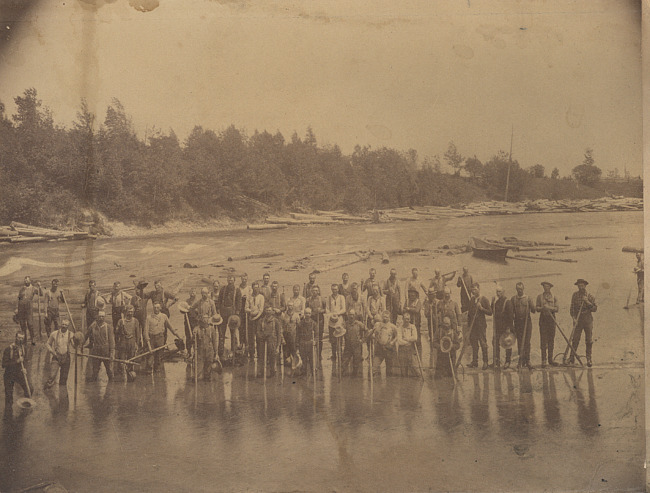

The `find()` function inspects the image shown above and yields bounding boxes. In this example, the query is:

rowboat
[469,237,509,261]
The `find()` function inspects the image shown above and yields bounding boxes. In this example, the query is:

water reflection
[542,371,561,430]
[569,369,600,437]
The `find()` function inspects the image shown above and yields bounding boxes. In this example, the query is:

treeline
[0,89,640,228]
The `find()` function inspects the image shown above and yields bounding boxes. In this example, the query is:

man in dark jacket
[467,283,492,369]
[492,286,514,369]
[569,279,597,367]
[511,282,536,370]
[3,332,31,409]
[296,307,318,377]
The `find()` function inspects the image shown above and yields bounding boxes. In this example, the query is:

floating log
[565,236,615,240]
[247,224,287,230]
[481,272,563,283]
[385,248,430,255]
[505,256,537,263]
[312,253,371,274]
[227,252,283,262]
[9,236,48,243]
[622,246,643,253]
[512,254,577,263]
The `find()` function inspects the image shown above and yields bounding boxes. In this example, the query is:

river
[0,211,645,492]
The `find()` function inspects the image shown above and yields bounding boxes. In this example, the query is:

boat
[469,237,509,261]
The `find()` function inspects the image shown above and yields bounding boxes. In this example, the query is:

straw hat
[332,326,346,338]
[541,281,553,288]
[178,301,191,314]
[500,331,516,349]
[211,314,223,326]
[227,315,241,329]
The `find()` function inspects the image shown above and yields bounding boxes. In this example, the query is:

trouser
[398,344,422,377]
[18,315,35,342]
[637,275,644,303]
[298,342,315,376]
[470,325,488,364]
[112,309,123,331]
[238,309,248,348]
[256,333,277,376]
[328,326,342,361]
[247,317,259,358]
[282,329,296,363]
[372,344,395,377]
[514,317,532,365]
[341,342,362,376]
[218,323,238,358]
[184,315,196,355]
[46,353,70,387]
[389,309,398,325]
[570,319,593,362]
[148,333,166,371]
[187,343,215,381]
[494,325,512,364]
[426,312,436,347]
[539,318,556,363]
[311,315,325,364]
[117,339,137,379]
[4,369,30,408]
[45,307,60,336]
[434,349,456,379]
[86,309,98,329]
[89,348,113,382]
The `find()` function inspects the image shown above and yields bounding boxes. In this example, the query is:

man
[634,252,644,303]
[265,281,285,317]
[423,287,438,346]
[238,274,253,349]
[188,315,220,381]
[432,316,461,379]
[437,287,462,332]
[403,289,422,354]
[83,310,115,382]
[184,288,198,355]
[131,280,149,330]
[45,319,76,388]
[368,311,397,377]
[384,269,401,323]
[361,268,379,299]
[326,284,346,363]
[44,279,64,337]
[115,305,142,381]
[457,267,474,313]
[366,285,386,332]
[260,273,272,301]
[341,309,364,377]
[147,280,178,318]
[3,332,31,409]
[511,282,536,370]
[430,269,456,300]
[244,282,265,359]
[307,285,326,366]
[257,306,281,378]
[193,287,217,320]
[345,283,365,323]
[467,283,492,370]
[406,268,428,299]
[109,281,131,330]
[280,304,300,369]
[295,307,318,377]
[492,286,514,369]
[286,284,306,318]
[17,276,42,344]
[536,281,559,368]
[569,279,597,367]
[339,272,352,299]
[144,303,182,373]
[218,275,243,358]
[211,280,222,312]
[396,312,422,378]
[82,279,101,328]
[303,272,319,299]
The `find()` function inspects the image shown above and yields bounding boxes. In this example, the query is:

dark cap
[574,279,588,286]
[541,281,553,288]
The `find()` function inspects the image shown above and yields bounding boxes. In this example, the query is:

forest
[0,89,642,229]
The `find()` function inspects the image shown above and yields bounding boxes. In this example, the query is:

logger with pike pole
[511,282,535,370]
[535,282,560,368]
[3,332,35,410]
[463,283,491,370]
[567,279,597,367]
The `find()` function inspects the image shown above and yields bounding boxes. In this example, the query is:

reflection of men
[511,282,535,370]
[44,279,64,337]
[569,279,597,367]
[634,253,644,303]
[468,283,492,370]
[3,332,31,409]
[84,311,114,382]
[18,276,42,344]
[45,319,76,388]
[492,286,513,369]
[536,282,559,368]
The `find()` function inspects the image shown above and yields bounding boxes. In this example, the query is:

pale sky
[0,0,643,176]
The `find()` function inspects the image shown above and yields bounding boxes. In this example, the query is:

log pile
[0,222,96,245]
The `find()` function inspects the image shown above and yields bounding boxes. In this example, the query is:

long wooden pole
[504,125,513,202]
[77,352,141,366]
[62,291,78,398]
[551,314,584,367]
[37,291,43,340]
[562,302,583,364]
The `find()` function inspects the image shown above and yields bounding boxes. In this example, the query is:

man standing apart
[634,253,644,304]
[536,281,559,368]
[45,319,76,389]
[511,282,536,370]
[569,279,597,367]
[84,311,115,382]
[44,279,64,337]
[17,276,42,344]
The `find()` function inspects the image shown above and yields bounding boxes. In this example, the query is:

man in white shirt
[326,284,346,362]
[44,278,64,337]
[285,284,306,318]
[245,282,265,359]
[45,319,76,389]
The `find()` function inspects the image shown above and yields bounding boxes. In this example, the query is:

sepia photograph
[0,1,645,491]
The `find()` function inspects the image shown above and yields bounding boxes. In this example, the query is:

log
[480,272,563,283]
[385,248,430,255]
[622,246,643,253]
[505,256,537,263]
[9,236,48,243]
[312,253,371,274]
[247,224,288,230]
[512,254,577,263]
[565,236,615,240]
[227,252,283,262]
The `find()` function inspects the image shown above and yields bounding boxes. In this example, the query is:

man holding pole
[115,305,142,381]
[296,307,318,377]
[492,286,514,369]
[45,319,76,389]
[257,306,280,378]
[569,279,597,367]
[306,285,325,367]
[467,283,492,370]
[83,311,115,382]
[143,303,182,373]
[326,284,346,363]
[217,275,242,358]
[245,282,265,359]
[536,281,559,368]
[17,276,42,345]
[511,282,536,370]
[457,267,474,313]
[3,332,31,410]
[396,312,422,378]
[44,279,64,337]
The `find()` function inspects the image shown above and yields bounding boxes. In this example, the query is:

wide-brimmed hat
[541,281,554,288]
[178,301,191,314]
[211,314,223,326]
[500,331,516,349]
[574,279,589,286]
[96,297,106,309]
[329,314,340,325]
[227,315,241,329]
[133,280,148,289]
[333,326,346,338]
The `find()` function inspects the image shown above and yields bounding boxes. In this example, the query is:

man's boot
[586,343,592,367]
[541,348,547,368]
[548,342,558,366]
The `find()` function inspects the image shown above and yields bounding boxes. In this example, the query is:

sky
[0,0,643,176]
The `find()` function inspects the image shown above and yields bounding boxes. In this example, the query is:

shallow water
[0,211,645,492]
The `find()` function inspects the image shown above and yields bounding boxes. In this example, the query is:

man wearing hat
[432,316,461,379]
[511,282,536,370]
[144,303,183,373]
[403,288,422,354]
[368,310,398,377]
[82,279,101,329]
[188,315,220,381]
[3,332,31,409]
[570,279,598,367]
[83,310,115,382]
[306,285,326,367]
[326,284,346,363]
[44,278,64,337]
[536,282,559,368]
[492,286,514,369]
[467,283,492,370]
[396,312,422,378]
[131,280,149,329]
[257,306,281,378]
[45,319,76,388]
[192,288,217,323]
[295,307,318,377]
[115,305,142,381]
[341,309,364,377]
[423,287,438,348]
[457,267,474,313]
[17,276,42,345]
[384,269,402,324]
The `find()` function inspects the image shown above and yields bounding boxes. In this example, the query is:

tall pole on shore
[504,125,513,202]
